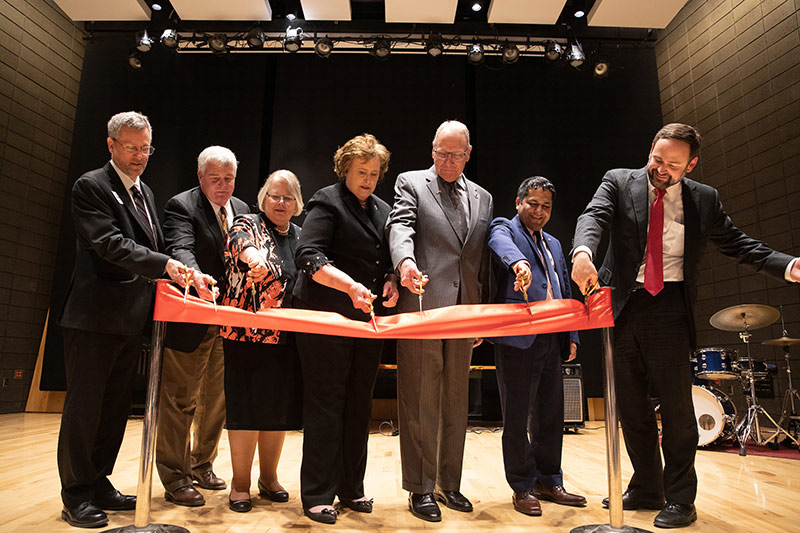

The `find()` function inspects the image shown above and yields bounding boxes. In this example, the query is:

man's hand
[191,271,219,301]
[571,251,598,296]
[398,258,428,295]
[567,341,578,362]
[165,259,188,285]
[382,276,399,308]
[512,260,532,293]
[790,258,800,283]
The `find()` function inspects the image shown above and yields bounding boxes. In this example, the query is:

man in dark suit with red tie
[156,146,249,506]
[56,111,187,528]
[572,123,800,528]
[488,176,585,518]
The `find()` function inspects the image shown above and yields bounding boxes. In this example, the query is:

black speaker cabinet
[562,363,585,430]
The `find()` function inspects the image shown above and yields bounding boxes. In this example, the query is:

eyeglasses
[113,138,155,155]
[433,149,467,162]
[266,193,296,204]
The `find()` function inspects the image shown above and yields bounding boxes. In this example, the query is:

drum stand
[734,325,797,454]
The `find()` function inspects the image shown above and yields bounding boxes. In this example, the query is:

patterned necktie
[534,231,561,300]
[130,185,156,247]
[219,206,229,239]
[644,188,667,296]
[446,181,468,239]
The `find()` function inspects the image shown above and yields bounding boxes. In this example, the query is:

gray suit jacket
[387,165,493,314]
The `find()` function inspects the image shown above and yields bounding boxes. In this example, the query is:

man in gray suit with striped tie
[387,120,493,522]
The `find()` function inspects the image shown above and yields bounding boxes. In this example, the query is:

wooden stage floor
[0,413,798,532]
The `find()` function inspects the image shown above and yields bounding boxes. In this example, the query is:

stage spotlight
[284,26,303,53]
[314,37,333,58]
[150,2,162,11]
[246,27,265,48]
[573,0,586,17]
[566,41,585,68]
[501,42,519,64]
[545,40,562,61]
[287,13,297,21]
[207,33,228,53]
[593,57,610,78]
[160,29,178,49]
[370,38,391,59]
[426,34,444,57]
[128,49,143,70]
[135,30,153,53]
[471,2,483,12]
[466,43,484,64]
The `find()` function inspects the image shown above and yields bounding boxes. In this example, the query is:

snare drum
[692,347,738,380]
[692,385,737,447]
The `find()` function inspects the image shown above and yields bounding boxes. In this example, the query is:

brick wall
[656,0,800,417]
[0,0,83,413]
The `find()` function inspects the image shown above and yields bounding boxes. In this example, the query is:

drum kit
[691,303,800,455]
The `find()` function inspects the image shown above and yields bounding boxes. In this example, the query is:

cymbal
[762,336,800,346]
[709,304,780,331]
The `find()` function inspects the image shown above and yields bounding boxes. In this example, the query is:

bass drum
[691,385,737,447]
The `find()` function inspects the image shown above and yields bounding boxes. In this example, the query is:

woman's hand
[347,282,374,314]
[241,247,268,281]
[382,276,399,308]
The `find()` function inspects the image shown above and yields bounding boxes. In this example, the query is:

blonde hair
[333,133,390,182]
[257,169,304,216]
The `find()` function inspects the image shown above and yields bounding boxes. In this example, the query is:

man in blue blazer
[488,176,585,518]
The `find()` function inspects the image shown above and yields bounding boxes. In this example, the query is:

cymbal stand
[763,327,800,448]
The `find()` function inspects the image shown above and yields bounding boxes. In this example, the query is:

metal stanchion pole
[571,327,651,533]
[104,320,189,533]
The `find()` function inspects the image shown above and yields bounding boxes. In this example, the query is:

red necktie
[644,188,667,296]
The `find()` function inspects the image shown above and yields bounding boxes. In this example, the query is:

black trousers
[296,332,382,509]
[57,327,141,508]
[613,283,698,504]
[494,333,564,493]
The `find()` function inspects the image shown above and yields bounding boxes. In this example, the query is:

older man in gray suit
[387,120,493,522]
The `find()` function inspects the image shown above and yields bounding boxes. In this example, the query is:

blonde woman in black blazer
[293,134,398,525]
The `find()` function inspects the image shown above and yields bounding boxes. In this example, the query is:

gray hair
[107,111,152,139]
[432,120,470,148]
[197,145,238,175]
[257,169,304,217]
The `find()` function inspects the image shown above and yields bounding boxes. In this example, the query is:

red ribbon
[153,280,614,339]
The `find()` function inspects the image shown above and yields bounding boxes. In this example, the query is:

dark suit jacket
[162,186,250,352]
[488,215,579,353]
[294,182,393,321]
[573,167,793,345]
[58,162,170,336]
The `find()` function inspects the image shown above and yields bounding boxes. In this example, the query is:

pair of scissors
[584,280,600,318]
[367,291,378,332]
[249,272,259,313]
[183,269,193,303]
[514,268,533,315]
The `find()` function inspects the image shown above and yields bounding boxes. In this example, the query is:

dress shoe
[95,489,137,511]
[61,501,108,528]
[408,492,441,522]
[339,497,373,513]
[229,496,252,513]
[512,491,542,516]
[193,470,227,490]
[602,488,665,510]
[165,485,205,507]
[304,506,338,524]
[532,482,587,507]
[433,488,473,512]
[258,478,289,502]
[654,503,697,528]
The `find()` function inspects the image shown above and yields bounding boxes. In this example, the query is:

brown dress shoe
[532,482,587,507]
[513,491,542,516]
[165,485,205,507]
[193,470,227,490]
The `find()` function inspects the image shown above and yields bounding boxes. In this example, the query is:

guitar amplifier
[562,363,585,429]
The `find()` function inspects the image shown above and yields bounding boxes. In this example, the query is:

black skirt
[223,335,303,431]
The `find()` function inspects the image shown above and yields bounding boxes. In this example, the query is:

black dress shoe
[602,488,665,510]
[408,492,441,522]
[434,488,473,512]
[95,489,136,511]
[229,496,252,513]
[304,506,338,524]
[62,502,108,528]
[339,497,374,513]
[258,478,289,502]
[654,503,697,528]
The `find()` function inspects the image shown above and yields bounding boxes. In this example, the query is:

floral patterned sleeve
[220,213,285,344]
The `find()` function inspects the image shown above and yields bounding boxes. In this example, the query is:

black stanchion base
[102,524,189,533]
[571,524,652,533]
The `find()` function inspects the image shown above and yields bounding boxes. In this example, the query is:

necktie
[446,181,468,239]
[219,206,229,239]
[534,231,562,300]
[644,188,667,296]
[130,185,156,248]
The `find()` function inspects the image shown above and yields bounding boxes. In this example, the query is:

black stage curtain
[43,36,661,401]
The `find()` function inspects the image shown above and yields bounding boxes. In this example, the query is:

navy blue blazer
[488,215,579,353]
